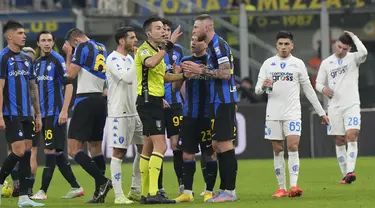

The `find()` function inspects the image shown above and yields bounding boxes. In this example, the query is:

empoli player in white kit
[106,27,143,204]
[255,31,330,198]
[315,31,367,184]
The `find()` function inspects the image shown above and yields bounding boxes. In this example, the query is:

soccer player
[0,20,44,207]
[63,28,112,203]
[106,26,143,204]
[159,18,184,195]
[254,30,329,198]
[136,17,185,204]
[30,30,84,200]
[174,35,218,203]
[315,31,367,184]
[183,14,238,202]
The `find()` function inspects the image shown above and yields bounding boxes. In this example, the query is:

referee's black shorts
[136,95,165,136]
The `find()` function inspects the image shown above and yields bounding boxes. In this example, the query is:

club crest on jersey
[47,65,52,71]
[338,59,343,65]
[280,62,286,69]
[172,54,177,61]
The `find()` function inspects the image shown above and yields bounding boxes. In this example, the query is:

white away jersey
[106,51,137,117]
[255,55,325,120]
[315,36,367,108]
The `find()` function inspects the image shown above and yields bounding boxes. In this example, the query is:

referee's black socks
[0,152,20,184]
[173,150,184,186]
[74,151,107,187]
[220,149,238,191]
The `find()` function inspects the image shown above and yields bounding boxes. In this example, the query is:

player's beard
[125,44,134,53]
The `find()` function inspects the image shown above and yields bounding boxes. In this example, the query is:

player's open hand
[62,41,73,54]
[344,30,355,37]
[163,99,170,109]
[35,116,42,132]
[182,61,204,74]
[323,87,334,98]
[170,25,183,44]
[183,71,198,79]
[320,115,330,125]
[262,78,273,89]
[59,110,68,125]
[0,117,6,130]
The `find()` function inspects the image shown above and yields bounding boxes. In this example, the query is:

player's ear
[290,42,294,50]
[119,38,125,46]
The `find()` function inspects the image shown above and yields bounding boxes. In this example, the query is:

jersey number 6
[94,54,106,73]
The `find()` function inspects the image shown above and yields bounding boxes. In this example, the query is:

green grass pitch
[2,157,374,207]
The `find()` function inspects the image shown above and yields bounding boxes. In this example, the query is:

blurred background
[1,0,375,161]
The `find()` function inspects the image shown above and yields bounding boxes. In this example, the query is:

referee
[135,17,185,204]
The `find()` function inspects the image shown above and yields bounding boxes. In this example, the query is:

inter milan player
[63,28,112,203]
[31,30,84,200]
[0,20,44,207]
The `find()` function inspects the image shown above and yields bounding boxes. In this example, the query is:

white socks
[110,157,124,197]
[273,151,286,190]
[346,141,358,173]
[335,145,347,176]
[288,151,299,188]
[131,151,141,190]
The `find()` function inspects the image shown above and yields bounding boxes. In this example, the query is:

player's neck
[205,32,215,44]
[277,53,292,59]
[116,46,128,57]
[7,44,21,53]
[194,52,205,57]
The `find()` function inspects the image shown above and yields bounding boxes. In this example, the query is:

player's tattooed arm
[29,80,41,117]
[181,61,231,80]
[202,62,231,80]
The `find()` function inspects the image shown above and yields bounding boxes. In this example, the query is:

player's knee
[112,148,126,159]
[346,131,359,142]
[213,140,233,153]
[271,141,284,153]
[287,145,298,152]
[335,136,346,146]
[11,142,26,157]
[182,152,195,161]
[44,149,56,154]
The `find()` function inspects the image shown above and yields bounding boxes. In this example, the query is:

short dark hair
[338,33,354,46]
[37,30,55,42]
[115,26,135,44]
[161,18,172,27]
[143,17,162,32]
[276,30,293,41]
[3,20,24,34]
[65,28,85,41]
[194,14,213,21]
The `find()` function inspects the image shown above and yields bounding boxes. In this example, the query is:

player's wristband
[164,41,174,51]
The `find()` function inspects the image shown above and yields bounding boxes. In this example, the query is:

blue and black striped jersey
[207,34,238,104]
[72,39,107,96]
[181,54,209,118]
[164,44,183,105]
[0,47,35,117]
[35,50,70,118]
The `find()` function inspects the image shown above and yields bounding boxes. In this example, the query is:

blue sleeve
[0,54,7,79]
[72,43,87,67]
[213,38,232,65]
[28,58,35,80]
[54,53,71,85]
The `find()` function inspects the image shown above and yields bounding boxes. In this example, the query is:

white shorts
[108,116,143,149]
[264,120,302,140]
[327,104,361,136]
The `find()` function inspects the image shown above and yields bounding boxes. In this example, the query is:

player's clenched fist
[262,78,273,90]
